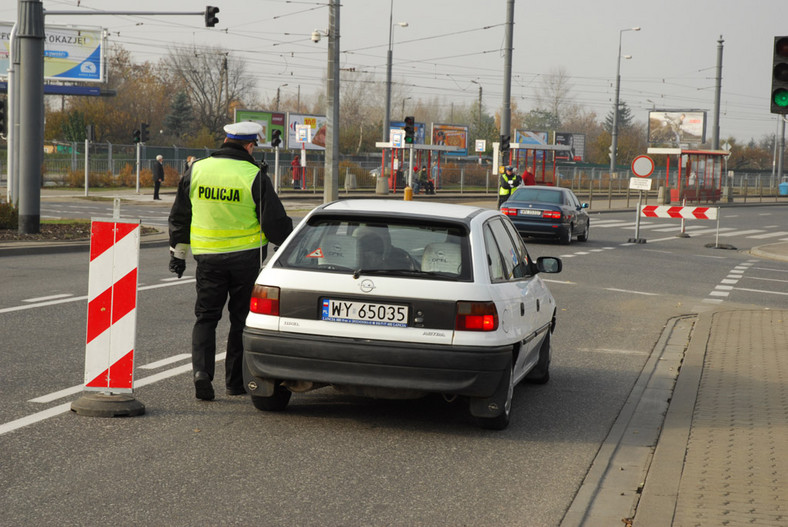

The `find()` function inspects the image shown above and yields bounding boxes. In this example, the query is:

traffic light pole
[135,141,141,194]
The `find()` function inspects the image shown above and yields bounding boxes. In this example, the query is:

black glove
[169,255,186,278]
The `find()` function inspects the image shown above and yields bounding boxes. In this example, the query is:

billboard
[234,109,286,148]
[0,22,104,82]
[554,132,585,162]
[431,123,468,156]
[514,130,549,160]
[390,120,426,145]
[287,113,327,151]
[648,110,706,146]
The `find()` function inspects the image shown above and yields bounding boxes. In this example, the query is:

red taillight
[542,210,562,219]
[501,207,517,216]
[455,301,498,331]
[250,285,280,316]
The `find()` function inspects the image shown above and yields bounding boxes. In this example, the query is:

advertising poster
[287,113,327,151]
[648,110,706,146]
[390,120,426,145]
[514,130,549,161]
[431,124,468,156]
[0,22,104,82]
[554,132,585,162]
[234,109,286,148]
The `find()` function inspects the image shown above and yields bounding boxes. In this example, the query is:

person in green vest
[168,121,293,401]
[497,165,521,208]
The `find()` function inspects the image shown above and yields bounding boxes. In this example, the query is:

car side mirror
[536,256,562,274]
[581,203,589,209]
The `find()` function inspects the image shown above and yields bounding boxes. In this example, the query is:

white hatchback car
[242,200,562,429]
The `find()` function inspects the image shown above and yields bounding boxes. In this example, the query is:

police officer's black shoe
[194,371,214,401]
[226,385,246,396]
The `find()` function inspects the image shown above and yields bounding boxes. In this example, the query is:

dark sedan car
[500,185,590,244]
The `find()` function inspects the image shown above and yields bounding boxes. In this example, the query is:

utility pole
[712,36,724,150]
[323,0,340,203]
[17,0,45,234]
[500,0,514,149]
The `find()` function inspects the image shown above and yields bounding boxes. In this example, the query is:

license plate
[321,299,409,327]
[519,209,542,216]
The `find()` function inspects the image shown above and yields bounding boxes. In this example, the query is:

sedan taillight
[500,207,517,216]
[542,210,562,219]
[250,285,280,316]
[455,301,498,331]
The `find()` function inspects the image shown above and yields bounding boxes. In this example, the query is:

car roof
[315,199,492,223]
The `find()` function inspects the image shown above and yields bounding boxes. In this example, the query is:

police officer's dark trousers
[192,248,261,390]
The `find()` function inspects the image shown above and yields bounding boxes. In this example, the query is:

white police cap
[223,121,263,142]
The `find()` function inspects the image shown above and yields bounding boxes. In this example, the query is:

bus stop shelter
[647,147,729,203]
[375,142,461,192]
[496,143,573,186]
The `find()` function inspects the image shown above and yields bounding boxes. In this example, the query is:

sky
[3,0,786,144]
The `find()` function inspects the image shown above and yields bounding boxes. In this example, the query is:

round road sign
[631,155,655,178]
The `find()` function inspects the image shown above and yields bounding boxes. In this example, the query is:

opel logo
[359,279,375,293]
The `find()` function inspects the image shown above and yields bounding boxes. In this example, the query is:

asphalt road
[1,203,786,526]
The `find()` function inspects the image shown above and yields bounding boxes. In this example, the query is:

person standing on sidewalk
[167,121,293,401]
[153,155,165,200]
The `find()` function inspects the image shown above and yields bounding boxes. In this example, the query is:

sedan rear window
[275,215,472,281]
[511,188,564,204]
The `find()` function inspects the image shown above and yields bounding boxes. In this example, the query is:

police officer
[168,122,293,401]
[498,165,521,208]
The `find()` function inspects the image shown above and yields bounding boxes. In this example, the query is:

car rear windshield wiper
[353,269,458,280]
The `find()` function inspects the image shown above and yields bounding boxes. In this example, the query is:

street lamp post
[382,0,407,144]
[471,80,482,134]
[610,26,640,177]
[276,83,288,111]
[401,96,412,116]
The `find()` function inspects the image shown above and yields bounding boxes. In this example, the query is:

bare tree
[534,67,574,126]
[165,45,258,139]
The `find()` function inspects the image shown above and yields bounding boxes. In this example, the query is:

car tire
[250,385,292,412]
[577,221,589,242]
[526,332,551,384]
[473,356,514,430]
[561,224,573,245]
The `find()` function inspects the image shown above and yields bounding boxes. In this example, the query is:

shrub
[0,201,19,229]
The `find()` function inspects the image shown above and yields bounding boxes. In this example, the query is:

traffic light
[133,129,141,143]
[205,6,219,28]
[404,116,415,144]
[271,129,282,148]
[771,36,788,114]
[500,134,510,161]
[140,122,150,143]
[0,99,6,135]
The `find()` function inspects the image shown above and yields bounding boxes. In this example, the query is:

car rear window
[274,215,472,281]
[511,188,564,204]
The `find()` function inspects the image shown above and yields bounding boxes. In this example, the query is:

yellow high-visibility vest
[189,157,267,254]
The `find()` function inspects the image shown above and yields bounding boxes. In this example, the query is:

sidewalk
[634,309,788,526]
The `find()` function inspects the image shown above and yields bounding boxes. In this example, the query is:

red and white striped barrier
[83,220,141,392]
[640,205,718,220]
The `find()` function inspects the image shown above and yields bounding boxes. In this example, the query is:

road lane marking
[733,287,788,296]
[4,353,228,437]
[139,353,191,370]
[23,293,74,303]
[0,279,196,314]
[605,288,660,296]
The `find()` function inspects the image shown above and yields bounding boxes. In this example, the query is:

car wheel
[474,356,514,430]
[561,224,573,245]
[250,384,292,412]
[577,221,589,242]
[526,332,551,384]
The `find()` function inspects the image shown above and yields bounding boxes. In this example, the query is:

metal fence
[1,142,785,197]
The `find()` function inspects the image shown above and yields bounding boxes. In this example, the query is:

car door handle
[520,302,525,316]
[536,299,540,312]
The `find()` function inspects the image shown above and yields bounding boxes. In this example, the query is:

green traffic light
[774,88,788,108]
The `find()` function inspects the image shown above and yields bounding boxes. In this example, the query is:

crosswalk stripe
[748,231,788,239]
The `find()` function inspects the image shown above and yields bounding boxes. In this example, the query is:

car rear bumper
[509,219,568,238]
[243,328,511,397]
